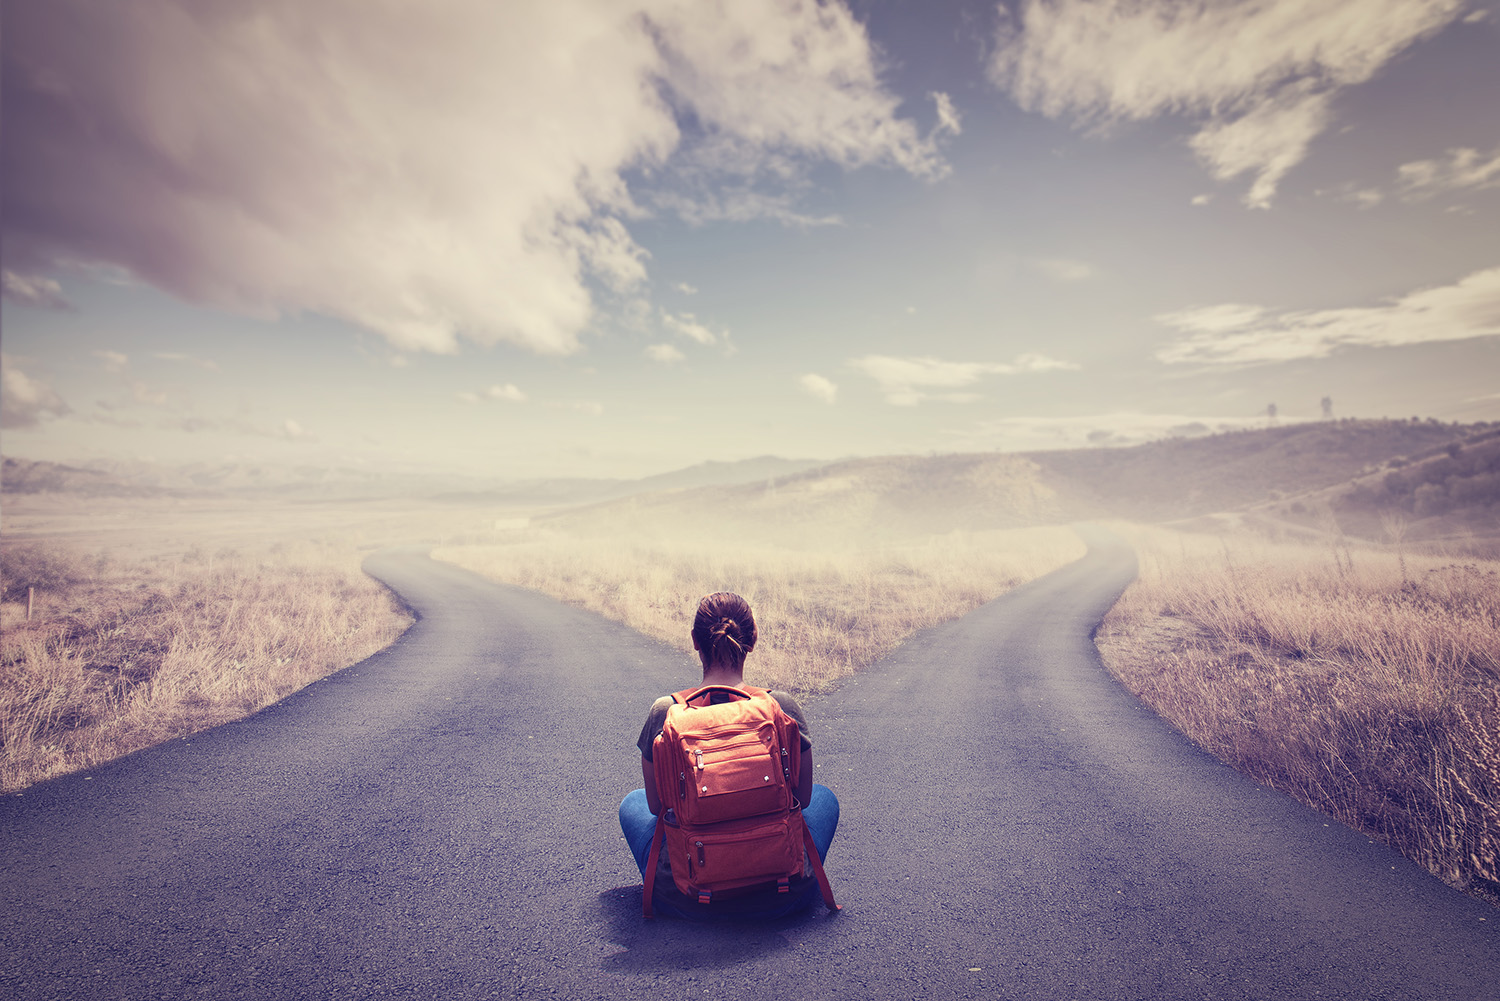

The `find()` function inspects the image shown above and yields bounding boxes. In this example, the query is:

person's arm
[642,755,661,815]
[797,747,814,810]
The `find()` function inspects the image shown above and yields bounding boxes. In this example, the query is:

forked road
[3,532,1495,999]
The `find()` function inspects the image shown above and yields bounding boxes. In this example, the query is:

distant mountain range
[540,419,1500,546]
[6,420,1497,546]
[0,454,828,505]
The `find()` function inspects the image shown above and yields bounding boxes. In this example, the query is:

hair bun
[692,592,758,668]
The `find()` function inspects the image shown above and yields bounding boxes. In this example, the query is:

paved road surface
[3,532,1495,999]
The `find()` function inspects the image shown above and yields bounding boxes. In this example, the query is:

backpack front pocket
[665,813,804,897]
[679,723,790,823]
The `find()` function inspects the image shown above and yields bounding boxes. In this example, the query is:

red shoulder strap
[801,816,840,912]
[674,684,761,707]
[642,815,664,918]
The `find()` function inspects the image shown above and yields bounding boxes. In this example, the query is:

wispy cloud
[949,411,1267,451]
[130,381,169,408]
[1,270,73,310]
[675,282,698,295]
[799,373,838,405]
[458,383,526,404]
[0,355,71,428]
[990,0,1465,208]
[1398,145,1500,199]
[485,383,526,403]
[851,353,1077,405]
[1156,266,1500,365]
[645,343,686,364]
[4,0,943,357]
[930,91,962,138]
[1032,257,1094,282]
[662,311,721,346]
[650,188,843,228]
[93,350,130,373]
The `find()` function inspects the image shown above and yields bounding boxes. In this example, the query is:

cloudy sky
[4,0,1498,480]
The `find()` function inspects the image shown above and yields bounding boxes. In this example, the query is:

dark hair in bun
[692,592,757,670]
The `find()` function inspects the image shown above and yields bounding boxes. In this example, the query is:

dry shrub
[435,526,1084,691]
[1,546,412,793]
[1097,528,1500,901]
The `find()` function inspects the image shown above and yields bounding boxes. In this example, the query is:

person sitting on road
[618,591,840,918]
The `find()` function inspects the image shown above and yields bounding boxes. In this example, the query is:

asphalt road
[3,532,1495,1000]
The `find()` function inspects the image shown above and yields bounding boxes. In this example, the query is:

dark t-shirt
[636,689,813,761]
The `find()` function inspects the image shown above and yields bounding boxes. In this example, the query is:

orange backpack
[643,684,838,917]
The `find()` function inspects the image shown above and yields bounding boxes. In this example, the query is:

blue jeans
[619,784,839,917]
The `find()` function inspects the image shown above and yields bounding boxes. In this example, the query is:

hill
[1030,419,1485,522]
[0,454,825,505]
[1249,425,1500,547]
[540,419,1499,545]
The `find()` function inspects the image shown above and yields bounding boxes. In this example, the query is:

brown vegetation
[1,542,412,793]
[435,526,1085,691]
[1096,529,1500,901]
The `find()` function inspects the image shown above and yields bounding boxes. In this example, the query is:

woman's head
[691,592,757,672]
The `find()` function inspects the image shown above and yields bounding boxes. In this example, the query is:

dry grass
[1,542,413,793]
[1096,527,1500,901]
[435,526,1085,691]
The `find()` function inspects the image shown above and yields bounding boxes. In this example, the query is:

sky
[3,0,1499,481]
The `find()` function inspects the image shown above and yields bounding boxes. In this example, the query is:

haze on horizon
[3,0,1498,483]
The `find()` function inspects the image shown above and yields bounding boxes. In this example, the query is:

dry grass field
[435,525,1086,691]
[0,495,447,793]
[1096,527,1500,901]
[0,542,413,794]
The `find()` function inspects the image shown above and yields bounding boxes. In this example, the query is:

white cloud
[282,418,311,440]
[130,381,169,407]
[651,1,949,181]
[1156,266,1500,365]
[1191,194,1213,206]
[93,350,130,372]
[931,91,962,137]
[1398,145,1500,199]
[949,411,1268,451]
[675,282,698,295]
[485,383,527,403]
[4,0,944,357]
[459,383,527,403]
[1,270,72,310]
[1033,257,1094,282]
[0,355,72,428]
[1186,82,1332,209]
[650,188,844,228]
[646,343,686,363]
[851,353,1077,405]
[662,311,721,346]
[799,373,838,404]
[1346,187,1385,208]
[990,0,1465,208]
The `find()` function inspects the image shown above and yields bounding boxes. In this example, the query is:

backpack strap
[675,684,760,707]
[801,815,840,912]
[642,814,664,918]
